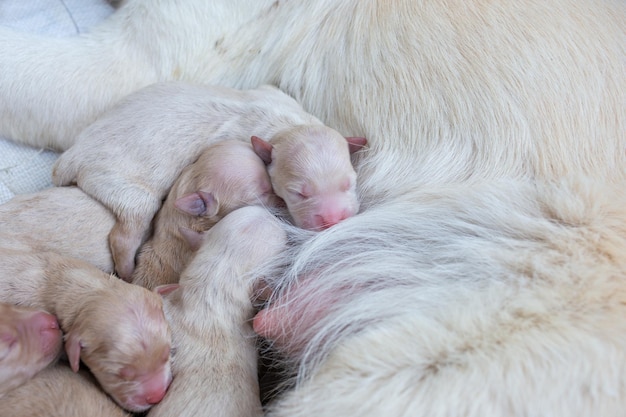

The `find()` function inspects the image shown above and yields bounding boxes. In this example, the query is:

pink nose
[145,387,167,405]
[28,311,62,355]
[315,210,351,229]
[141,375,170,405]
[30,311,60,332]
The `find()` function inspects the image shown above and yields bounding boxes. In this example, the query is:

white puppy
[148,206,287,417]
[251,125,366,230]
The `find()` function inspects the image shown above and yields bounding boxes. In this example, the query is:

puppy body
[0,186,115,273]
[53,82,321,279]
[0,249,172,413]
[0,365,131,417]
[0,303,62,397]
[148,206,287,417]
[132,140,278,290]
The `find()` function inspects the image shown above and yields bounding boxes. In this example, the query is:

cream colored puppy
[0,303,62,398]
[52,81,322,280]
[0,365,132,417]
[0,186,115,273]
[147,206,287,417]
[0,249,172,413]
[131,140,279,290]
[252,125,366,230]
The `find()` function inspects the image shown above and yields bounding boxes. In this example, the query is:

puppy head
[252,125,366,230]
[0,303,62,394]
[65,285,172,412]
[174,140,280,231]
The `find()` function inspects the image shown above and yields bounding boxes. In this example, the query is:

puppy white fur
[131,140,279,290]
[52,81,321,279]
[0,187,115,273]
[0,303,62,398]
[252,125,366,230]
[148,206,287,417]
[0,249,172,412]
[1,0,625,415]
[0,365,132,417]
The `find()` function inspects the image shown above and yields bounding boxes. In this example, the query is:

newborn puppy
[0,249,172,413]
[52,81,322,279]
[0,187,115,273]
[0,303,62,397]
[0,365,131,417]
[132,140,279,290]
[148,206,287,417]
[252,125,367,230]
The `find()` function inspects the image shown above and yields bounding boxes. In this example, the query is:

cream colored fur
[0,365,131,417]
[52,81,321,279]
[148,206,287,417]
[0,303,62,398]
[131,140,278,290]
[0,0,625,415]
[0,187,115,273]
[0,249,172,413]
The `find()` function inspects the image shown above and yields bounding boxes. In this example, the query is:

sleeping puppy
[0,248,172,412]
[52,82,321,279]
[131,139,280,290]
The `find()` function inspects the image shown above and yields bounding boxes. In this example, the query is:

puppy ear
[178,227,204,251]
[345,137,368,154]
[175,191,218,217]
[251,136,273,165]
[65,331,83,373]
[155,284,180,296]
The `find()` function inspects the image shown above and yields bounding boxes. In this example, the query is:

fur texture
[0,303,62,397]
[0,365,131,417]
[0,187,115,273]
[0,249,172,412]
[148,206,287,417]
[52,81,321,278]
[1,0,625,415]
[131,140,279,289]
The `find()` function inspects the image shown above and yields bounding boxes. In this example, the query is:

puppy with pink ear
[52,82,322,280]
[252,125,367,230]
[131,140,280,290]
[0,249,172,413]
[0,302,63,397]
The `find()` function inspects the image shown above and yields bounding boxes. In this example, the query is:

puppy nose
[144,386,167,404]
[31,311,60,332]
[316,210,351,229]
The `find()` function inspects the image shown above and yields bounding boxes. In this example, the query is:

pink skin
[253,279,347,357]
[0,310,61,362]
[126,369,172,407]
[0,305,63,395]
[22,311,62,357]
